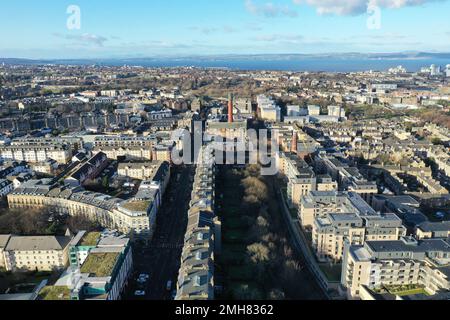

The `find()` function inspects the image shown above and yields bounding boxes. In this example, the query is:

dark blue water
[97,57,450,72]
[3,56,450,72]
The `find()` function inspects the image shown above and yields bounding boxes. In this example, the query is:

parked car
[139,273,150,280]
[134,290,146,296]
[137,274,150,283]
[435,212,446,219]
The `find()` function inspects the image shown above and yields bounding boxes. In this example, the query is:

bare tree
[268,289,286,300]
[244,164,261,178]
[0,207,53,235]
[247,243,270,264]
[67,215,100,233]
[242,176,269,203]
[232,284,264,300]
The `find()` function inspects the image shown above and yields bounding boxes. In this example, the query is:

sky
[0,0,450,59]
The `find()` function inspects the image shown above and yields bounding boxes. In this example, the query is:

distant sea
[2,54,450,72]
[98,57,450,72]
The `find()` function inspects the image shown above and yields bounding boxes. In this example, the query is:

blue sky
[0,0,449,58]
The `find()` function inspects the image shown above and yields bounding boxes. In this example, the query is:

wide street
[124,164,195,300]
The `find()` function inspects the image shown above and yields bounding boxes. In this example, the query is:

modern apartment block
[416,221,450,240]
[317,175,339,191]
[280,152,337,208]
[257,95,281,122]
[234,97,253,118]
[341,237,450,300]
[176,145,219,300]
[298,190,406,262]
[313,213,366,263]
[1,234,72,272]
[39,230,133,300]
[283,154,317,207]
[313,211,406,263]
[299,191,374,228]
[372,195,428,227]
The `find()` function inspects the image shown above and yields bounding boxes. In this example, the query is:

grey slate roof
[4,235,72,251]
[0,235,11,248]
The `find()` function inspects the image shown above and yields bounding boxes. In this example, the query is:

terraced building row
[175,145,221,300]
[7,161,170,241]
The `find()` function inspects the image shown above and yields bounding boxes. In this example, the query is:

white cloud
[245,0,299,17]
[292,0,445,15]
[53,33,108,46]
[253,34,304,42]
[190,26,219,34]
[190,25,238,35]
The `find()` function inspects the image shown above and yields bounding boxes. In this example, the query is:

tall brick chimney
[291,131,298,153]
[228,93,234,123]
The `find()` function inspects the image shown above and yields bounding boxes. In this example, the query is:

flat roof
[80,232,101,247]
[347,192,377,216]
[367,238,450,254]
[119,200,151,212]
[38,286,71,301]
[418,221,450,233]
[329,213,362,223]
[97,236,129,248]
[437,266,450,278]
[207,121,247,129]
[352,246,372,261]
[80,252,120,278]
